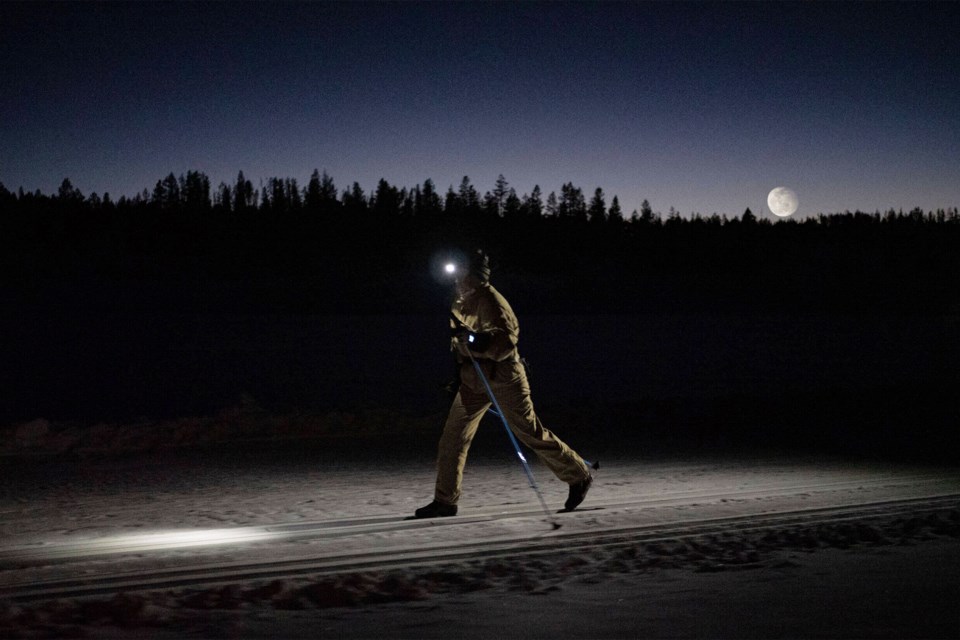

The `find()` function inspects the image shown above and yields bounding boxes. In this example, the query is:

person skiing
[415,249,595,518]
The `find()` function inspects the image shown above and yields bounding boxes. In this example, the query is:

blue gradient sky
[2,1,958,218]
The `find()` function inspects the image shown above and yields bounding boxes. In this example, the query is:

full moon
[767,187,799,217]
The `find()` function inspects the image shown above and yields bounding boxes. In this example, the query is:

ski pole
[464,348,561,530]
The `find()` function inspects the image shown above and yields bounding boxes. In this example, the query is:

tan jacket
[450,283,524,392]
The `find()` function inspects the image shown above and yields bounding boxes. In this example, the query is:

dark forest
[2,170,959,316]
[1,171,958,458]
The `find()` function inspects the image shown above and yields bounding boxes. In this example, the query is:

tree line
[3,170,958,227]
[1,170,958,316]
[2,171,635,224]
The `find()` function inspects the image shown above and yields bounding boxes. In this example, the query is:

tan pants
[433,359,589,506]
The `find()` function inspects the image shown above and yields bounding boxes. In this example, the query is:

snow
[1,426,959,638]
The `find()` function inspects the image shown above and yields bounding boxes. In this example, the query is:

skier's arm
[469,293,517,361]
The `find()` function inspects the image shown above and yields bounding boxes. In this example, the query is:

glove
[451,323,491,352]
[463,331,491,352]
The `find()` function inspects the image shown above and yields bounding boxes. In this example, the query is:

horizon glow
[1,2,958,218]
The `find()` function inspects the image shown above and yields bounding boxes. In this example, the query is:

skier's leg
[493,370,591,485]
[433,388,490,506]
[496,380,595,510]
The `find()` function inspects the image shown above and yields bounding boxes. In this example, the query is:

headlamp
[432,250,467,283]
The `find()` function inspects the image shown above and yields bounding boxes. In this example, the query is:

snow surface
[1,426,959,638]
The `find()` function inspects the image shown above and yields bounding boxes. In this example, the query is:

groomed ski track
[3,472,959,603]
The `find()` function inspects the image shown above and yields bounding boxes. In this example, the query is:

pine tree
[492,174,509,216]
[151,173,180,210]
[482,191,500,218]
[503,188,521,220]
[261,177,293,214]
[559,182,586,221]
[303,169,341,214]
[285,178,302,211]
[372,179,400,217]
[400,187,415,218]
[342,182,367,217]
[234,171,254,213]
[214,182,232,212]
[180,171,211,211]
[305,169,323,211]
[545,191,558,218]
[152,180,165,207]
[523,185,543,219]
[608,195,623,224]
[588,187,606,224]
[458,176,480,218]
[319,170,338,212]
[444,186,461,217]
[639,199,655,224]
[418,179,443,217]
[57,178,83,204]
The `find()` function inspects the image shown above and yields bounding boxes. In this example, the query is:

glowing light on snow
[79,527,280,552]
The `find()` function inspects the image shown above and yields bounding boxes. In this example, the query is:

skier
[415,249,595,518]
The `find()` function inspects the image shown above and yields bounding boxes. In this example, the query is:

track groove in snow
[3,493,958,604]
[0,472,947,566]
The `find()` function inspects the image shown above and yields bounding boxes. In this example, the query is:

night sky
[2,1,958,218]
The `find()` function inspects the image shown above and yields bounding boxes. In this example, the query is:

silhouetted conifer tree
[559,182,586,221]
[260,177,300,214]
[588,187,606,224]
[260,182,271,211]
[342,182,367,217]
[444,186,461,217]
[305,169,323,211]
[458,176,480,218]
[270,178,287,213]
[665,206,682,226]
[285,178,302,212]
[400,187,415,218]
[545,191,558,218]
[492,174,509,216]
[152,180,165,207]
[152,173,180,210]
[57,178,81,202]
[214,182,232,212]
[522,185,543,219]
[608,195,623,224]
[503,188,521,221]
[482,190,500,218]
[418,179,443,218]
[233,171,255,213]
[304,169,338,214]
[372,179,401,217]
[180,171,211,210]
[639,199,656,225]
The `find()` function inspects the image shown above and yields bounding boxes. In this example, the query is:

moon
[767,187,799,217]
